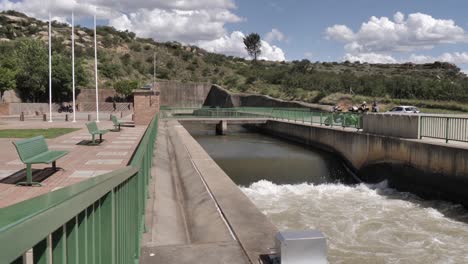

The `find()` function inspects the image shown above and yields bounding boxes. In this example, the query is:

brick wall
[133,90,160,125]
[77,88,118,103]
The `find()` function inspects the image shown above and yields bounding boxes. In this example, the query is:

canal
[185,124,468,264]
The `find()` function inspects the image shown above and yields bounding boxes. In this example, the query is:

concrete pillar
[216,120,227,135]
[133,90,160,125]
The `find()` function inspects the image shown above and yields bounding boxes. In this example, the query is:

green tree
[15,39,48,102]
[114,80,139,98]
[243,33,262,61]
[0,67,16,99]
[51,54,87,102]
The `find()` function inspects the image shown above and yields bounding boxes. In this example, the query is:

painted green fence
[0,116,159,264]
[420,116,468,143]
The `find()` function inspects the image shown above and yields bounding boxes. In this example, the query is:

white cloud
[198,31,285,61]
[326,25,355,42]
[265,28,285,43]
[343,53,398,63]
[109,8,241,43]
[326,12,467,53]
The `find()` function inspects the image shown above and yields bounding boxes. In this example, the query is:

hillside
[1,10,468,112]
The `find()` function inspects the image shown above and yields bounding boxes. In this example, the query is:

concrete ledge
[172,120,278,263]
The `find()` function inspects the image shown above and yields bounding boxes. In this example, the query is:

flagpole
[48,10,52,122]
[153,52,156,90]
[71,11,76,122]
[94,12,99,122]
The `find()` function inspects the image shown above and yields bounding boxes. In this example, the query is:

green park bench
[111,115,124,131]
[12,136,69,186]
[86,121,108,145]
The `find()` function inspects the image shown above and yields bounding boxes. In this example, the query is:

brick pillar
[133,90,160,125]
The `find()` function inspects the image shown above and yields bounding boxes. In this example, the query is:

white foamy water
[242,180,468,264]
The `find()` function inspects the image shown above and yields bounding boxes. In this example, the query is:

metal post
[153,52,156,90]
[94,12,100,122]
[446,117,450,143]
[419,116,423,139]
[71,11,76,122]
[48,11,53,122]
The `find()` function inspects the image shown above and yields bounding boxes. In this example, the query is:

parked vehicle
[58,105,73,113]
[387,106,420,114]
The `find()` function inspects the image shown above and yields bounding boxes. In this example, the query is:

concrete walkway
[0,118,145,208]
[140,120,278,264]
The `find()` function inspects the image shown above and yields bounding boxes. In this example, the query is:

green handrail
[0,115,159,264]
[160,107,363,130]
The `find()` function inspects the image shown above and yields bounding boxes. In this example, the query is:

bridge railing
[0,116,159,264]
[420,116,468,143]
[161,107,363,130]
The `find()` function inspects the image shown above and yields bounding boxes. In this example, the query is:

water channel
[185,124,468,264]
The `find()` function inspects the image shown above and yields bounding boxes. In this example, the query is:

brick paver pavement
[0,117,146,208]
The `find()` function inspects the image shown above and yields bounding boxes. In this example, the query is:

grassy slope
[1,11,467,113]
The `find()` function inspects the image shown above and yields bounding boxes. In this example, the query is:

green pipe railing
[420,116,468,143]
[0,115,159,264]
[161,107,363,130]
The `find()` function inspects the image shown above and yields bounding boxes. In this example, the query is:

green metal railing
[161,107,363,130]
[0,116,159,264]
[420,116,468,143]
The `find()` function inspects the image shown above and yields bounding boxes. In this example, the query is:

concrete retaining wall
[363,113,419,139]
[7,103,59,115]
[203,85,331,111]
[158,80,331,110]
[158,80,212,108]
[255,120,468,206]
[77,88,117,103]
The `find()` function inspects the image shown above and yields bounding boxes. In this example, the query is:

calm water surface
[189,127,468,264]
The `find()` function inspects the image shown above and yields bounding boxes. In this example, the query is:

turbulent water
[186,126,468,264]
[242,180,468,264]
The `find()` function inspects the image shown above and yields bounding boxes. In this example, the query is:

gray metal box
[275,230,327,264]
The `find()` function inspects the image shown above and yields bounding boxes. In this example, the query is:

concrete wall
[158,80,212,108]
[255,120,468,206]
[158,80,331,110]
[3,103,60,115]
[363,113,420,139]
[77,88,117,103]
[203,85,331,111]
[78,102,133,112]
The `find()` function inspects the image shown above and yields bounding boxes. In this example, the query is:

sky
[1,0,468,71]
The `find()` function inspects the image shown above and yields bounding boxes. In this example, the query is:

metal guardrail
[0,116,159,264]
[161,107,363,130]
[420,116,468,143]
